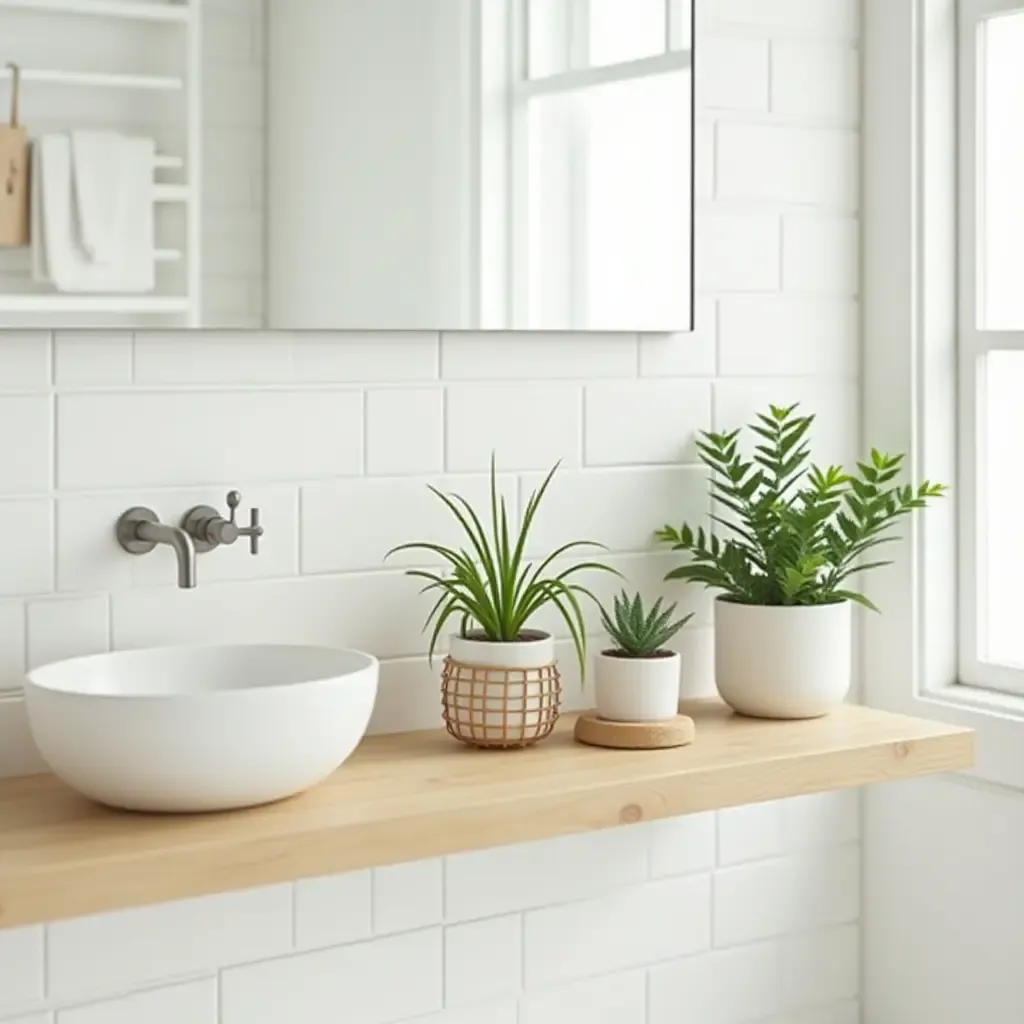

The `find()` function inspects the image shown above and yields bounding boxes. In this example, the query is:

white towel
[30,139,46,285]
[34,132,156,293]
[71,131,125,264]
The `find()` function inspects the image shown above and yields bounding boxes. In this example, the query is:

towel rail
[0,67,183,91]
[0,0,199,327]
[0,0,188,23]
[154,183,189,202]
[0,295,189,313]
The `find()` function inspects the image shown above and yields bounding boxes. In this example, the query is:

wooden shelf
[0,701,972,929]
[0,0,189,21]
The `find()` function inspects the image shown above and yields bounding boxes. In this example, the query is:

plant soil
[462,629,550,644]
[601,649,677,660]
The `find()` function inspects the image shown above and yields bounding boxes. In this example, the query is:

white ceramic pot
[594,650,681,722]
[448,630,555,669]
[443,630,560,748]
[714,599,852,719]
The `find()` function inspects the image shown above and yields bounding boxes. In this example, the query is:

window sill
[895,684,1024,792]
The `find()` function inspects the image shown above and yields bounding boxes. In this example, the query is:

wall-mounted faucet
[116,509,198,589]
[115,491,264,589]
[182,491,264,555]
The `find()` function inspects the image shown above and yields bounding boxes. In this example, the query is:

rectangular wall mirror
[0,0,694,332]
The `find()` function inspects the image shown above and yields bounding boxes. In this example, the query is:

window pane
[587,0,666,67]
[981,351,1024,665]
[528,0,571,79]
[526,70,692,329]
[980,12,1024,328]
[528,0,667,78]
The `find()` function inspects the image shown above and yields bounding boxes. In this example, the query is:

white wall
[267,0,472,329]
[202,0,265,328]
[0,1,862,1022]
[864,778,1024,1024]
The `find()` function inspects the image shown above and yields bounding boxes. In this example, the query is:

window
[864,0,1024,791]
[959,0,1024,694]
[476,0,693,330]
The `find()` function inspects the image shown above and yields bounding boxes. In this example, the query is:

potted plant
[595,591,693,722]
[656,404,945,720]
[386,459,615,749]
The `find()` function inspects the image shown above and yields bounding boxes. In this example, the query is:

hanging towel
[35,132,156,293]
[30,138,47,285]
[70,131,126,264]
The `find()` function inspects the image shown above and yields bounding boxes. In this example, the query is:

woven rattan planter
[441,631,562,749]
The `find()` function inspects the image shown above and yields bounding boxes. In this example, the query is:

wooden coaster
[574,714,696,750]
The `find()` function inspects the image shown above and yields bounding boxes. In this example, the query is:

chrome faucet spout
[135,521,197,589]
[116,508,198,589]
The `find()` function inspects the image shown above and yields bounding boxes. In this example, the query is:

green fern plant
[385,458,617,678]
[600,590,693,658]
[656,404,946,610]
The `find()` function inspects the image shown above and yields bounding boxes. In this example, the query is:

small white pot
[715,599,852,719]
[594,650,681,723]
[449,630,555,669]
[443,630,561,748]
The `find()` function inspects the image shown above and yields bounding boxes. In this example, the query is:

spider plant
[385,458,617,679]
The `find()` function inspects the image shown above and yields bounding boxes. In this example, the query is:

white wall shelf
[0,0,188,23]
[0,295,188,313]
[154,183,190,202]
[0,67,183,91]
[0,0,201,327]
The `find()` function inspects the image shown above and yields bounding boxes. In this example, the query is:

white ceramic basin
[23,644,379,813]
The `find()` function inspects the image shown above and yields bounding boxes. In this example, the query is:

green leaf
[832,589,881,612]
[425,595,463,664]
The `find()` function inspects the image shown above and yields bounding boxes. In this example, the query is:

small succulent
[599,590,693,658]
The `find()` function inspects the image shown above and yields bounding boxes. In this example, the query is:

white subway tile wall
[55,981,218,1024]
[444,915,523,1007]
[373,860,445,937]
[294,870,373,951]
[0,800,862,1024]
[0,3,862,1022]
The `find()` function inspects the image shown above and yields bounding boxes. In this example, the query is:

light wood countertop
[0,701,972,929]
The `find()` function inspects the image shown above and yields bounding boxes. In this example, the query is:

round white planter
[594,650,681,722]
[714,599,852,719]
[443,630,560,748]
[449,630,555,669]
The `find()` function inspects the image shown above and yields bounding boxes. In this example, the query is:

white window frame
[956,0,1024,695]
[864,0,1024,790]
[507,0,693,328]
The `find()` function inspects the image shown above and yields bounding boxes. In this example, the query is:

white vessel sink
[23,645,379,813]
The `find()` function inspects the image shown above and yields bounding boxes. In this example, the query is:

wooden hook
[7,63,20,127]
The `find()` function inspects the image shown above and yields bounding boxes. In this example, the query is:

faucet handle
[183,491,264,555]
[226,490,242,525]
[228,491,263,556]
[242,506,263,555]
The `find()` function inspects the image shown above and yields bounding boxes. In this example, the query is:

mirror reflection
[0,0,694,331]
